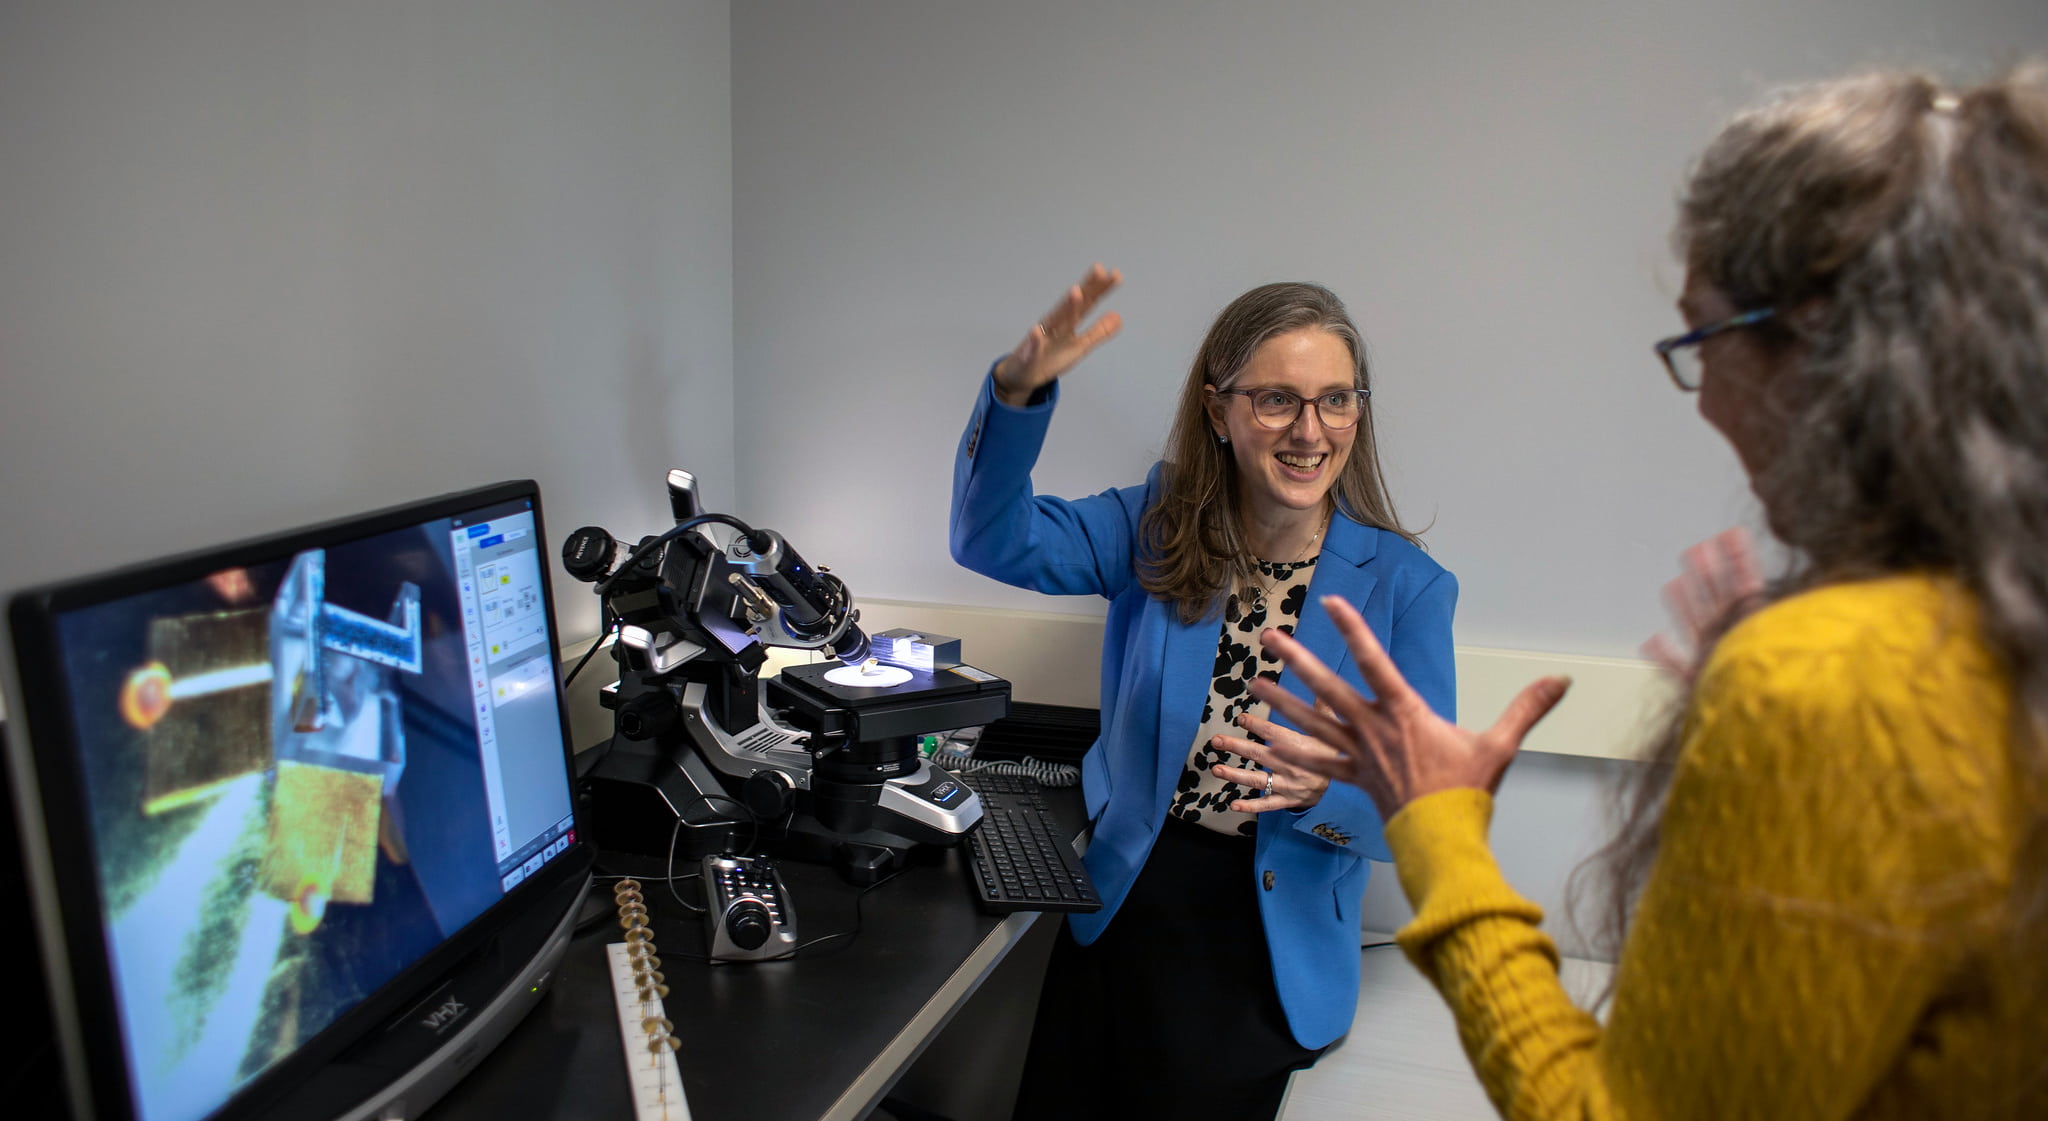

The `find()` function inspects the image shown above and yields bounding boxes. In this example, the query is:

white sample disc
[822,662,912,689]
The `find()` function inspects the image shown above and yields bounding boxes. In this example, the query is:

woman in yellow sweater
[1238,64,2048,1119]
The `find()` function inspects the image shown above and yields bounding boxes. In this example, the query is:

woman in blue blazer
[952,266,1458,1119]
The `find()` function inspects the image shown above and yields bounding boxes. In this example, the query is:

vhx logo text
[421,997,469,1033]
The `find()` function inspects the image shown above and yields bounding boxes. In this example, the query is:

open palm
[991,264,1124,406]
[1253,595,1571,822]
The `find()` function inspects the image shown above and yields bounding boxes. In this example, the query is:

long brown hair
[1582,62,2048,965]
[1137,282,1418,623]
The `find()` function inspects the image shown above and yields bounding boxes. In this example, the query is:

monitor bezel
[4,478,593,1121]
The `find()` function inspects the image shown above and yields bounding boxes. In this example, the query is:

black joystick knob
[561,527,617,583]
[725,900,771,951]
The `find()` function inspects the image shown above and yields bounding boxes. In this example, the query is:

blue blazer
[950,372,1458,1049]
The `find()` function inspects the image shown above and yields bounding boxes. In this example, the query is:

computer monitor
[3,480,593,1121]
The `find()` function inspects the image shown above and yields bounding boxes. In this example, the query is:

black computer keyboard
[960,772,1101,914]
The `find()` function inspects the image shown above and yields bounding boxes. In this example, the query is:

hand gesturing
[1206,709,1333,814]
[991,264,1123,406]
[1253,596,1570,822]
[1641,527,1764,683]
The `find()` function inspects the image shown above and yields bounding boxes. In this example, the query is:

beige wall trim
[857,600,1672,762]
[559,600,1676,762]
[1454,646,1674,762]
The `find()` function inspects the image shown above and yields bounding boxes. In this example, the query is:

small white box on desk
[872,628,963,672]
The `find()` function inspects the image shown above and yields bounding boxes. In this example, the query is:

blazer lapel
[1151,515,1381,795]
[1154,605,1217,807]
[1278,515,1379,715]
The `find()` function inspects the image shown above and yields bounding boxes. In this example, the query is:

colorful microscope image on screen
[59,530,501,1121]
[119,551,422,933]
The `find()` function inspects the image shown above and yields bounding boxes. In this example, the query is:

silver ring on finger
[1263,771,1276,796]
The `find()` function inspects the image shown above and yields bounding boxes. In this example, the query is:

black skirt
[1011,815,1323,1121]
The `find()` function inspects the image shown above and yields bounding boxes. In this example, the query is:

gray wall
[5,2,2042,962]
[1356,748,1630,955]
[0,0,734,693]
[729,0,2047,956]
[731,0,2045,657]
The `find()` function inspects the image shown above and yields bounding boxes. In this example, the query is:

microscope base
[577,738,963,883]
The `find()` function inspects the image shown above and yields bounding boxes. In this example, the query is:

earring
[1218,434,1230,445]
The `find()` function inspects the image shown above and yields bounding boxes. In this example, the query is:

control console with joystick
[702,854,797,963]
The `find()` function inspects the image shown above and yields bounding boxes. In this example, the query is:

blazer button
[1262,870,1275,892]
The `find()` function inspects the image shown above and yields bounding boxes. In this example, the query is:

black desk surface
[428,788,1082,1121]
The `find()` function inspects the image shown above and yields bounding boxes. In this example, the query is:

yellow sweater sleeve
[1385,578,2012,1121]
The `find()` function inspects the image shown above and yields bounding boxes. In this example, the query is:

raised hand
[991,264,1124,407]
[1640,527,1764,683]
[1252,596,1570,822]
[1206,709,1333,814]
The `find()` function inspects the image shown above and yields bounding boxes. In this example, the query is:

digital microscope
[567,470,1007,883]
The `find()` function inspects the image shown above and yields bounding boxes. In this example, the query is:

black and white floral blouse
[1169,555,1317,837]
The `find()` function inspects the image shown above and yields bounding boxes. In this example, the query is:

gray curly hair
[1586,61,2048,963]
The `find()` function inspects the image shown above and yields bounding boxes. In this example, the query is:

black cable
[653,798,768,965]
[660,815,707,915]
[569,648,626,777]
[673,790,760,857]
[562,603,617,687]
[793,864,909,958]
[957,755,1082,787]
[657,789,763,920]
[572,513,748,703]
[591,513,757,600]
[573,876,636,937]
[596,813,903,962]
[585,863,716,963]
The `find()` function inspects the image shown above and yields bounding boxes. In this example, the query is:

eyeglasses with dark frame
[1214,387,1372,430]
[1654,308,1776,391]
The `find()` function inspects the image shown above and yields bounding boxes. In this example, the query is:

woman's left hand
[1208,711,1332,813]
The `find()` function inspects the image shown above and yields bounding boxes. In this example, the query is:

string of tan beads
[608,879,692,1119]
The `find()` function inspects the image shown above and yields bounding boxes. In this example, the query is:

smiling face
[1206,327,1360,522]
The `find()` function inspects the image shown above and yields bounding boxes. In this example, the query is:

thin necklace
[1242,514,1327,613]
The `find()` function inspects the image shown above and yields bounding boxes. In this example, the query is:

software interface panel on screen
[48,498,576,1121]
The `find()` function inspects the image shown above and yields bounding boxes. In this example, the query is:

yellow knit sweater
[1386,575,2046,1120]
